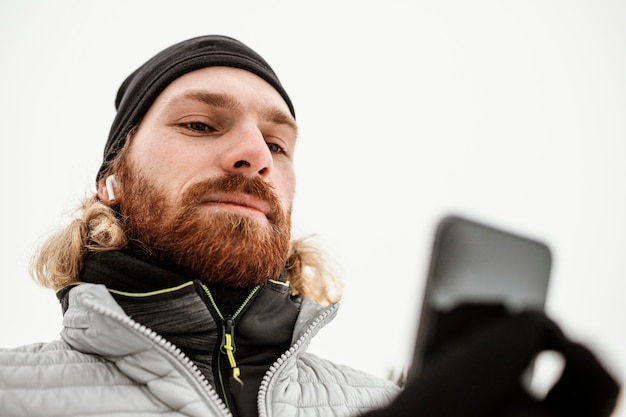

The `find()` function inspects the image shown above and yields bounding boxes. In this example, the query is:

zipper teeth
[232,285,261,318]
[203,286,225,320]
[81,294,232,417]
[256,303,338,417]
[202,284,261,320]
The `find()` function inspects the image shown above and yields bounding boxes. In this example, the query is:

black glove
[364,308,620,417]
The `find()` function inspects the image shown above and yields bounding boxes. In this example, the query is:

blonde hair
[30,196,127,291]
[285,235,343,305]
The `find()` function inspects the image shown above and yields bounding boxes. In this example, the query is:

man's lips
[200,193,272,219]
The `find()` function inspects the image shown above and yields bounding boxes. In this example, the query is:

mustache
[181,174,285,220]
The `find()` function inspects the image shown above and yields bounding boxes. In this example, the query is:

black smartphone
[408,215,552,381]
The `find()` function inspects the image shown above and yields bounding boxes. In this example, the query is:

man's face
[113,67,298,286]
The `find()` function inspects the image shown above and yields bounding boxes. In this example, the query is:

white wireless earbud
[105,174,119,202]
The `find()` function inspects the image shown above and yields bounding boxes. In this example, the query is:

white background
[1,1,624,414]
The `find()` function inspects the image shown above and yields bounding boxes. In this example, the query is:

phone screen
[408,216,551,380]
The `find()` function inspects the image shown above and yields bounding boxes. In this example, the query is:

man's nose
[221,124,273,179]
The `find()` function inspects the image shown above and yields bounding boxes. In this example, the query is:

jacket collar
[61,283,154,357]
[58,251,341,376]
[60,282,339,361]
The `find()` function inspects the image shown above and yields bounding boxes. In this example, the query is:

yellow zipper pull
[221,315,243,386]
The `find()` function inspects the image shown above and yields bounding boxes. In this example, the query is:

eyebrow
[171,90,298,134]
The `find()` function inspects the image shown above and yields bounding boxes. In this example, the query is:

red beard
[116,162,291,288]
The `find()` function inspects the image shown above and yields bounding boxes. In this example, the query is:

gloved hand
[364,308,620,417]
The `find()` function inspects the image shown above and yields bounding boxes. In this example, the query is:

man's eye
[267,142,285,154]
[185,122,213,132]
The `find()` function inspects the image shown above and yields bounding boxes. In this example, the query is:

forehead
[155,66,293,116]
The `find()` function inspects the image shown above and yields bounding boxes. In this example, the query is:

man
[0,34,398,417]
[0,35,620,417]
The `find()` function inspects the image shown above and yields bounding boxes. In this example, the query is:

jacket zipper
[81,294,233,417]
[202,284,262,413]
[256,303,339,417]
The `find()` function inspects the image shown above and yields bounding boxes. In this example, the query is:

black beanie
[97,35,295,180]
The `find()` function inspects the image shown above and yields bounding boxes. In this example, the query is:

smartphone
[408,215,552,381]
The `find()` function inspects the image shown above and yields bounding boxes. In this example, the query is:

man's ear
[97,174,120,206]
